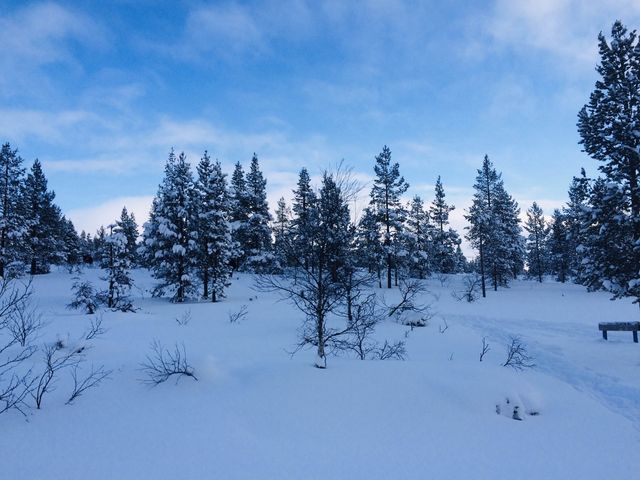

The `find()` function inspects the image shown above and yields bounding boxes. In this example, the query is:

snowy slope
[1,270,638,480]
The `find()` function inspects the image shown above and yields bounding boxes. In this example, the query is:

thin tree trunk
[479,240,486,298]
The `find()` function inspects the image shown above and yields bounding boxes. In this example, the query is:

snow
[2,270,639,479]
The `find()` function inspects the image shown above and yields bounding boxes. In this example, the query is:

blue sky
[2,1,640,252]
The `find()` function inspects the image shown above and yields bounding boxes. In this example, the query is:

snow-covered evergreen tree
[404,195,431,279]
[228,161,248,271]
[355,207,384,288]
[273,197,291,270]
[524,202,548,282]
[369,145,409,288]
[577,21,640,301]
[0,143,26,278]
[547,209,570,283]
[564,168,591,282]
[23,159,64,274]
[193,152,233,302]
[429,176,460,273]
[290,167,318,270]
[141,150,197,302]
[242,154,274,272]
[116,207,139,266]
[465,155,523,296]
[103,224,134,311]
[579,179,634,295]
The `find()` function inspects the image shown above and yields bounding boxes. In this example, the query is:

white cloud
[67,196,155,235]
[0,2,108,97]
[485,0,640,68]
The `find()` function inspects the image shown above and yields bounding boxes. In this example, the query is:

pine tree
[547,209,570,283]
[116,207,139,266]
[524,202,548,282]
[465,155,523,296]
[291,167,318,270]
[229,161,248,270]
[23,159,62,274]
[577,21,640,301]
[103,224,134,311]
[429,176,458,273]
[355,207,384,288]
[59,216,81,268]
[369,145,409,288]
[0,143,26,278]
[242,154,274,272]
[404,195,431,279]
[94,226,107,267]
[141,150,197,302]
[564,168,591,281]
[273,197,291,269]
[193,152,233,302]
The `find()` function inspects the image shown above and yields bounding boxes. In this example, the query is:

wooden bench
[598,322,640,343]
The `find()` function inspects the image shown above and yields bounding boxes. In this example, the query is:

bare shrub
[228,305,248,324]
[8,301,43,347]
[374,339,406,360]
[140,341,197,385]
[66,364,112,405]
[479,336,490,361]
[84,315,106,341]
[0,278,38,415]
[502,336,535,370]
[452,273,482,303]
[439,319,449,333]
[32,342,86,409]
[385,278,432,326]
[175,309,192,326]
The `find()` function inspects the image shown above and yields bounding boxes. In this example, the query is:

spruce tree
[355,207,384,288]
[465,155,523,296]
[242,154,274,272]
[141,150,197,302]
[547,209,570,283]
[0,143,26,278]
[429,176,458,273]
[193,152,232,302]
[103,223,134,311]
[116,207,139,266]
[369,145,409,288]
[23,159,62,274]
[291,167,318,270]
[273,197,291,270]
[578,21,640,301]
[229,161,248,270]
[524,202,548,282]
[404,195,431,279]
[564,168,591,281]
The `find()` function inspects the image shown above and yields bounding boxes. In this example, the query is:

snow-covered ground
[2,270,638,479]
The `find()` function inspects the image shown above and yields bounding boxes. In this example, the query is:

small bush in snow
[452,273,482,303]
[502,336,535,370]
[140,340,197,385]
[67,280,99,314]
[228,305,248,323]
[385,278,432,326]
[175,309,192,326]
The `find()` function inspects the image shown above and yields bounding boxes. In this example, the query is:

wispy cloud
[0,2,108,97]
[483,0,640,68]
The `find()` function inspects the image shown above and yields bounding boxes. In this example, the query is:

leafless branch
[66,364,112,405]
[140,340,197,385]
[228,305,248,324]
[502,336,535,370]
[479,336,490,362]
[84,314,107,340]
[175,309,192,326]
